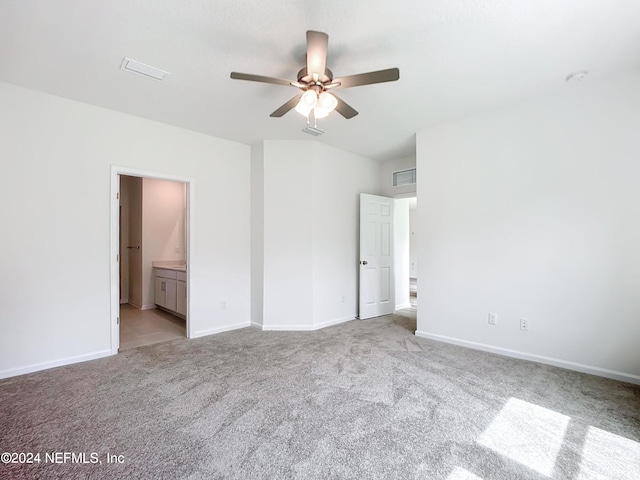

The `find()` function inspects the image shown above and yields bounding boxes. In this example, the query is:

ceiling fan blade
[306,30,328,78]
[230,72,292,87]
[333,67,400,89]
[331,93,359,119]
[270,94,303,117]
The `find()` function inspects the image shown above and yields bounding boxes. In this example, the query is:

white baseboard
[119,298,128,305]
[250,321,262,329]
[415,330,640,386]
[313,315,355,330]
[0,349,114,380]
[191,321,250,339]
[263,315,355,331]
[396,303,412,310]
[262,324,315,331]
[141,304,157,311]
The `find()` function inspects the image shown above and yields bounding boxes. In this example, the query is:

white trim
[415,330,640,386]
[263,316,355,332]
[314,315,355,330]
[0,350,113,380]
[250,321,263,329]
[395,303,412,310]
[110,167,119,354]
[110,165,195,356]
[262,324,315,331]
[141,304,157,311]
[191,322,251,338]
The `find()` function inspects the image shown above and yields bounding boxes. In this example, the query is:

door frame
[109,165,194,354]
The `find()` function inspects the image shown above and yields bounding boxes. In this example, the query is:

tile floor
[119,303,186,351]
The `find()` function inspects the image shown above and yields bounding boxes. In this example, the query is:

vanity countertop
[152,261,187,272]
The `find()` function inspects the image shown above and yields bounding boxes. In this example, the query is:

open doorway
[394,196,417,311]
[119,175,187,349]
[110,166,192,354]
[408,197,417,308]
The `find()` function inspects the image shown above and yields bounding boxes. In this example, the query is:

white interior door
[359,193,395,319]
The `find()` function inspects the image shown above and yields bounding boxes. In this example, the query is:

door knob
[361,260,368,265]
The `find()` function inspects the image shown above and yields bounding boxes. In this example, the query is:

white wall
[311,142,382,327]
[256,140,381,330]
[0,81,251,378]
[142,177,186,308]
[250,142,265,328]
[380,155,416,197]
[394,198,411,309]
[415,71,640,383]
[262,141,315,328]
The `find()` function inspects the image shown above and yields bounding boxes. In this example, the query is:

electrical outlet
[488,312,497,325]
[221,301,227,310]
[520,318,528,331]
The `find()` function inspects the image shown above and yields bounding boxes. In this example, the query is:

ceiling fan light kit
[230,30,400,127]
[317,91,338,113]
[294,90,319,116]
[298,91,338,119]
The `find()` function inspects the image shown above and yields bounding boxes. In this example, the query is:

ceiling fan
[230,30,399,120]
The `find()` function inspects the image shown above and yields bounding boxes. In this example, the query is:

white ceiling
[1,1,639,161]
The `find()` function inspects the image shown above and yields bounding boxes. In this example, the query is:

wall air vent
[393,168,416,186]
[121,58,170,80]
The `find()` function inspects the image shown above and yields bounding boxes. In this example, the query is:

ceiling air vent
[393,168,416,186]
[302,125,324,136]
[121,58,170,80]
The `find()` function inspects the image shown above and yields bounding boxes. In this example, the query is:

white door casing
[110,165,194,354]
[359,193,395,319]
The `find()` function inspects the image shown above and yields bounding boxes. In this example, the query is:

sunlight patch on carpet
[478,397,569,477]
[445,466,484,480]
[577,426,640,479]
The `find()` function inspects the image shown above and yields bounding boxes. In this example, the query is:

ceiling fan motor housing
[297,67,333,87]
